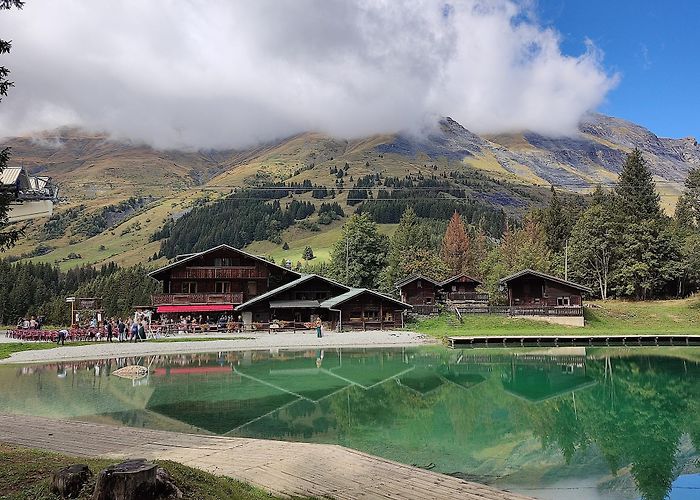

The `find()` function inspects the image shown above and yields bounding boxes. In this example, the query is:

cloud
[0,0,618,149]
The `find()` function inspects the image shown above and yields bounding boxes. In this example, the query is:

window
[247,281,257,296]
[215,281,231,293]
[182,281,197,293]
[214,257,233,267]
[365,309,379,320]
[452,285,457,292]
[350,309,362,319]
[557,297,571,306]
[425,297,433,304]
[417,280,422,288]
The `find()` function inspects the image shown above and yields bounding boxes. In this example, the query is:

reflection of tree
[524,356,699,500]
[329,381,432,434]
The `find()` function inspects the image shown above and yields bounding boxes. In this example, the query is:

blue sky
[537,0,699,140]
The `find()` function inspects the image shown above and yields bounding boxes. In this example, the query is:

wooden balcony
[151,292,244,306]
[446,292,490,302]
[169,267,267,279]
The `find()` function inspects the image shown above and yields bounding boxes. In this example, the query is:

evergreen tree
[282,242,289,250]
[0,1,24,252]
[384,208,426,284]
[441,212,470,275]
[302,246,314,261]
[675,167,700,229]
[616,149,661,218]
[329,213,388,288]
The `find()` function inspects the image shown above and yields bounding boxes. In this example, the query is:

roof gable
[395,273,440,288]
[236,274,350,311]
[499,269,592,293]
[320,288,411,310]
[439,274,483,286]
[148,244,300,279]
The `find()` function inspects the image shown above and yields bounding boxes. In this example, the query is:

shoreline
[0,330,436,364]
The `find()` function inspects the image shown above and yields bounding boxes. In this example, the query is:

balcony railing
[488,306,583,317]
[446,292,490,302]
[169,267,267,279]
[151,292,244,305]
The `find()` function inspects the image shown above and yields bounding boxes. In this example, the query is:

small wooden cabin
[439,274,486,302]
[499,269,591,311]
[395,274,440,306]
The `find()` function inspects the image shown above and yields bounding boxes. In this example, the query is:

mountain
[2,114,697,269]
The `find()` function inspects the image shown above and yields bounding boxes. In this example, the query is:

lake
[1,346,698,500]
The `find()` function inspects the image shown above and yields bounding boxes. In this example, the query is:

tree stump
[92,459,158,500]
[51,464,92,498]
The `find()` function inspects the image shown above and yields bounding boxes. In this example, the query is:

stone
[51,464,92,498]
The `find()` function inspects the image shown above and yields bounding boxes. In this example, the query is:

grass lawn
[0,337,255,360]
[0,443,286,500]
[414,296,700,338]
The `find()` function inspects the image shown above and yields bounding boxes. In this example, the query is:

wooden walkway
[0,414,531,500]
[448,334,700,348]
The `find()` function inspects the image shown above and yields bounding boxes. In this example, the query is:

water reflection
[1,347,699,500]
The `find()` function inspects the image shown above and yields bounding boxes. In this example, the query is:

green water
[1,346,699,500]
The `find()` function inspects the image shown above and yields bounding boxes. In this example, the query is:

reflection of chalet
[501,360,595,403]
[499,269,591,325]
[148,244,300,315]
[235,274,411,331]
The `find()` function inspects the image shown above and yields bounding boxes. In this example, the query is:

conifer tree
[329,213,388,288]
[616,148,661,218]
[302,246,314,261]
[675,167,700,229]
[441,212,470,275]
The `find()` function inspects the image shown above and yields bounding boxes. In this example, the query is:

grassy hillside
[3,113,697,270]
[416,296,700,337]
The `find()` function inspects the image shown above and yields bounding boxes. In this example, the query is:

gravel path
[0,330,436,364]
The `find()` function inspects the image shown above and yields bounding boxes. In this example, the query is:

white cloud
[0,0,618,149]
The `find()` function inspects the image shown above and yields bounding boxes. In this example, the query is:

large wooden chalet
[148,244,301,317]
[148,245,410,331]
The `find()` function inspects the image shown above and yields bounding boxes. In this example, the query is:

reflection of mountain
[0,348,698,500]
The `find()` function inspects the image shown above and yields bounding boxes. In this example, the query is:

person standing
[130,320,139,342]
[106,319,113,343]
[315,317,322,338]
[117,319,126,342]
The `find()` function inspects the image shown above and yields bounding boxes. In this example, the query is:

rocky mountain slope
[1,114,696,269]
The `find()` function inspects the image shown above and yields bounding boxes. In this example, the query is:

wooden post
[379,301,383,331]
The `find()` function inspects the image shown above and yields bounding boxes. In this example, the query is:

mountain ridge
[1,113,697,269]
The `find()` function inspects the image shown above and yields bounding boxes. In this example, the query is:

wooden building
[235,274,411,331]
[499,269,592,325]
[148,244,300,317]
[438,274,488,303]
[395,274,441,314]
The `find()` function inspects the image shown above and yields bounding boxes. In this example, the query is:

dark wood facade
[396,275,440,306]
[235,275,410,331]
[148,245,299,314]
[500,269,591,314]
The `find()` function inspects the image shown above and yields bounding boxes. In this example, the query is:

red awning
[156,304,234,313]
[153,366,232,375]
